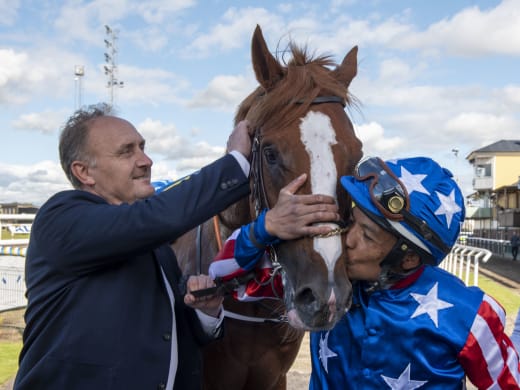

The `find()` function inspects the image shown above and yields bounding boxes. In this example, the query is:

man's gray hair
[59,103,114,189]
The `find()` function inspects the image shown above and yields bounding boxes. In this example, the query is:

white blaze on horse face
[299,111,342,275]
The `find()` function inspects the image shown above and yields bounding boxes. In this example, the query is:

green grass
[0,341,21,385]
[0,229,30,240]
[478,274,520,316]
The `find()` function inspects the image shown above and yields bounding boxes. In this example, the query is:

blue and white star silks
[410,282,453,327]
[309,265,520,389]
[396,163,462,230]
[381,363,427,390]
[318,331,337,373]
[435,189,462,228]
[398,166,429,196]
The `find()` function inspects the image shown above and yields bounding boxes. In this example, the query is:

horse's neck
[192,213,245,275]
[173,198,252,276]
[218,197,253,232]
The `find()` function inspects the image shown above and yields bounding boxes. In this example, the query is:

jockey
[309,156,520,389]
[219,156,520,389]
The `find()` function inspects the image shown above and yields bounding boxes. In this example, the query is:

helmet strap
[377,237,410,288]
[378,237,431,288]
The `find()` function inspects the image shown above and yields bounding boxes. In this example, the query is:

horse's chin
[283,284,348,331]
[286,309,312,331]
[286,309,338,331]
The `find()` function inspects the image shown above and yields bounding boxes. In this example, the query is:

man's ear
[71,161,95,186]
[401,251,421,271]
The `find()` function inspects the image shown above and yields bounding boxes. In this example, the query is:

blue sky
[0,0,519,205]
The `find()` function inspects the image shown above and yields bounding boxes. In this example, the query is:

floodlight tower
[104,25,124,107]
[74,65,85,110]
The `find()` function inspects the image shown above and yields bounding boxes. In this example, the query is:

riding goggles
[355,157,409,220]
[354,157,450,254]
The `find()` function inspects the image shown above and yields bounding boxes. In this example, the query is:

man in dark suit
[14,103,340,390]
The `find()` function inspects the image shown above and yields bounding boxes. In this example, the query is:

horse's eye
[263,147,277,164]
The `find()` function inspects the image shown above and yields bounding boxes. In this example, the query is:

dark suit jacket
[14,154,249,390]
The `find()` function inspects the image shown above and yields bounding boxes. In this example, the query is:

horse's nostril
[296,288,316,306]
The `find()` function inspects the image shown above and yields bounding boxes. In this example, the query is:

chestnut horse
[173,25,363,389]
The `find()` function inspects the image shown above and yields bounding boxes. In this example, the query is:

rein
[212,215,223,251]
[195,216,223,275]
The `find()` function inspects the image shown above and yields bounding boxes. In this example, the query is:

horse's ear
[333,46,358,88]
[251,25,284,90]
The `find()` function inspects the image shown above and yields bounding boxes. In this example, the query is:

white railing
[0,257,26,312]
[0,214,32,312]
[440,244,492,286]
[0,214,36,221]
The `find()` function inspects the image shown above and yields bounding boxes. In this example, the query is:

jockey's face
[344,207,397,281]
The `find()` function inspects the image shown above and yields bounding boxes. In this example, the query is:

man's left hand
[184,275,223,318]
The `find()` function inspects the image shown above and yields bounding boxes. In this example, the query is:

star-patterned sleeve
[458,294,520,388]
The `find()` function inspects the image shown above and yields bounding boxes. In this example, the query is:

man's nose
[137,150,153,167]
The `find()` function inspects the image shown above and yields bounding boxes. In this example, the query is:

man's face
[82,116,155,205]
[344,207,397,281]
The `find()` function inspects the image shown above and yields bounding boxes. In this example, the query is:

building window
[475,164,491,177]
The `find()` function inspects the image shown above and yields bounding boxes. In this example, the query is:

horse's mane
[235,43,353,131]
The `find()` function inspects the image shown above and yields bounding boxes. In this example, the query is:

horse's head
[233,25,363,331]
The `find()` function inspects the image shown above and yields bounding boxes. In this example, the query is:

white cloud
[378,58,416,85]
[0,49,30,104]
[11,110,67,134]
[503,85,520,106]
[108,65,189,106]
[354,121,404,158]
[398,0,520,56]
[134,0,196,24]
[0,161,69,206]
[188,73,256,110]
[445,112,519,146]
[184,7,285,57]
[0,46,89,106]
[137,118,224,161]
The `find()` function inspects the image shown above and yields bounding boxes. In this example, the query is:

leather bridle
[250,95,346,217]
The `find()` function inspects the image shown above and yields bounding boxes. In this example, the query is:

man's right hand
[264,174,340,240]
[227,120,253,160]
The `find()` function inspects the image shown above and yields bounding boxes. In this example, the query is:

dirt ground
[0,308,24,342]
[287,332,312,389]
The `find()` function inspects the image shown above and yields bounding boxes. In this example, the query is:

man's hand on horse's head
[227,120,252,159]
[265,174,340,240]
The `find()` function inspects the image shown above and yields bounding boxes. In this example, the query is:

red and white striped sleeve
[458,294,520,389]
[208,229,283,301]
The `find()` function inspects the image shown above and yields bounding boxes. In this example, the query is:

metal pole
[74,65,84,110]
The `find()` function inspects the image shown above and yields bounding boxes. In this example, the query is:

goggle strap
[400,209,450,254]
[380,237,435,268]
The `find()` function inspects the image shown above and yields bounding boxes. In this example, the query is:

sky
[0,0,519,206]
